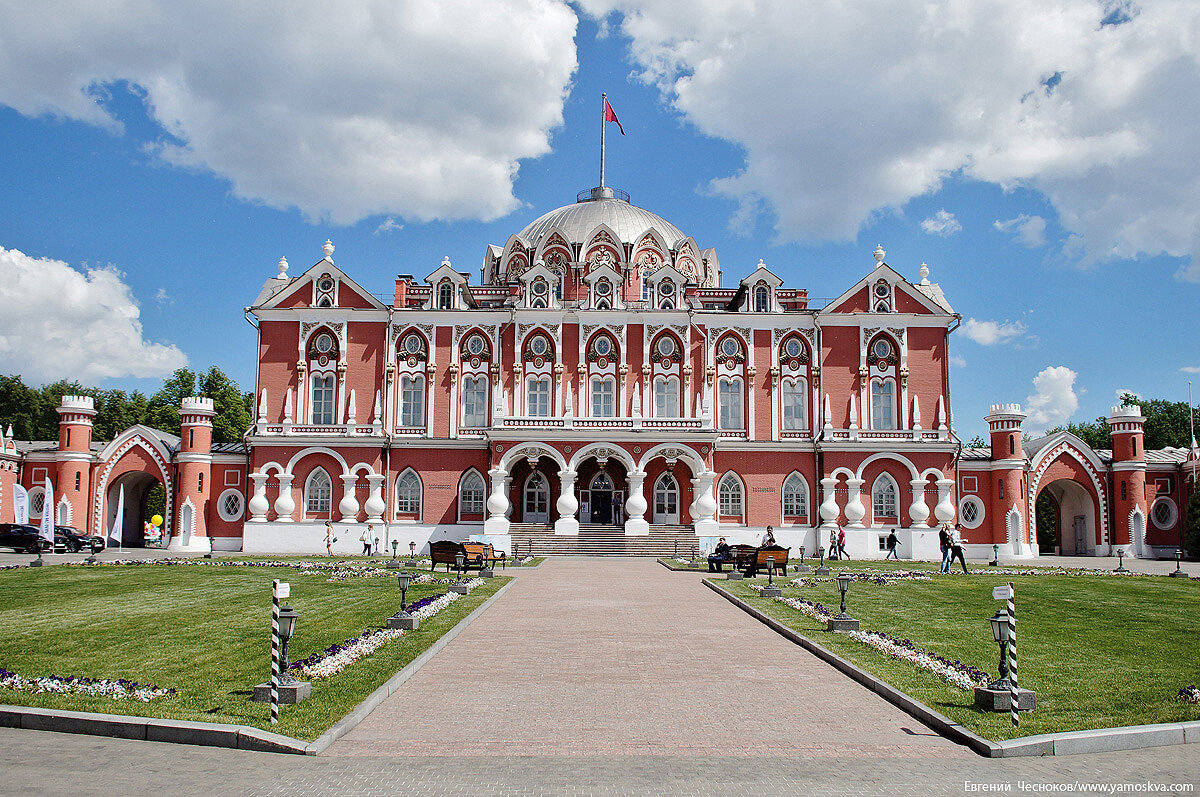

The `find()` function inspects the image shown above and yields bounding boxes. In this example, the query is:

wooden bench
[463,541,508,570]
[708,543,756,572]
[740,545,790,578]
[429,540,485,572]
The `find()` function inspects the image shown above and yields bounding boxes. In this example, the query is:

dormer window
[315,273,336,308]
[317,276,335,293]
[873,280,892,312]
[438,280,454,309]
[659,279,675,309]
[754,284,770,312]
[594,278,613,309]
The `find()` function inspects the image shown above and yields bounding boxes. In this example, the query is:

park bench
[429,540,485,572]
[707,543,756,572]
[463,541,508,569]
[740,545,790,578]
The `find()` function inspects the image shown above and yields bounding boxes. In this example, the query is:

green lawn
[712,568,1200,741]
[0,561,507,741]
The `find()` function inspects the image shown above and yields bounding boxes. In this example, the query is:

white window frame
[958,495,984,529]
[718,377,743,430]
[871,378,896,430]
[310,374,336,425]
[461,375,488,428]
[400,375,425,427]
[217,488,245,522]
[653,472,679,521]
[718,473,744,521]
[28,486,45,518]
[1151,497,1178,530]
[437,280,454,309]
[871,474,899,520]
[395,469,422,517]
[458,470,486,519]
[754,283,770,312]
[591,376,616,418]
[304,468,333,516]
[782,472,808,519]
[653,376,679,418]
[781,378,806,430]
[527,376,551,417]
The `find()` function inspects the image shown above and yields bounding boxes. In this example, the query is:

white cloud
[960,318,1028,346]
[0,0,578,225]
[921,209,962,236]
[579,0,1200,274]
[1114,388,1141,401]
[0,246,187,383]
[994,214,1048,248]
[1181,366,1200,374]
[1025,365,1079,431]
[949,354,967,368]
[374,218,403,236]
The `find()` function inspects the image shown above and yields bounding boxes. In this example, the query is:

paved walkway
[329,557,966,758]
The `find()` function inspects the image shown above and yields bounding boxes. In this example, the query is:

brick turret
[1106,404,1147,556]
[56,395,97,529]
[176,396,216,547]
[986,403,1029,555]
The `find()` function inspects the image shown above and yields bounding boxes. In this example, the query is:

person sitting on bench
[707,537,732,572]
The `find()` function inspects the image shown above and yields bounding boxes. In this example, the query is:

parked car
[55,526,105,554]
[0,523,51,554]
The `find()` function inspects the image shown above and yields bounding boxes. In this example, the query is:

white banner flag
[109,487,125,548]
[12,484,28,525]
[38,478,55,547]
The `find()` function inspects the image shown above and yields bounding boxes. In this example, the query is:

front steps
[508,523,700,557]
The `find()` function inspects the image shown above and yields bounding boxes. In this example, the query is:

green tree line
[0,367,252,444]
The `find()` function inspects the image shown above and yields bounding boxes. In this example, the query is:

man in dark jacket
[707,537,732,572]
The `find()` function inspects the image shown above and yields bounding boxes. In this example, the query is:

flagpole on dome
[600,92,607,189]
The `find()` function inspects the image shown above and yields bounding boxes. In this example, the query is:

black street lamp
[799,546,805,565]
[455,551,465,581]
[990,544,999,567]
[398,571,410,613]
[987,609,1013,690]
[388,571,419,629]
[826,573,859,631]
[815,545,830,575]
[1170,549,1187,578]
[1115,548,1129,573]
[391,540,399,560]
[835,573,852,618]
[278,605,300,685]
[673,539,678,558]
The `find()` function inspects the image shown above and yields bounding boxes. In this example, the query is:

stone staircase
[508,523,701,557]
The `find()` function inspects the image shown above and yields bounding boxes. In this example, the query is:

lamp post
[409,540,417,564]
[1170,548,1187,578]
[374,535,380,557]
[452,551,469,593]
[252,582,310,709]
[987,609,1012,690]
[387,539,400,569]
[796,544,810,574]
[673,539,678,558]
[1114,548,1129,573]
[277,605,299,685]
[990,544,999,567]
[827,572,859,630]
[815,545,830,575]
[388,571,419,629]
[763,555,781,598]
[974,606,1035,714]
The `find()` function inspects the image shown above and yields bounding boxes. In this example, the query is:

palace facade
[1,186,1194,558]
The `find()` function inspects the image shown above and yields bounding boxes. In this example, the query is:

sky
[0,0,1198,442]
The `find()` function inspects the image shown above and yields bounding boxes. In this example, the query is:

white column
[339,474,360,522]
[933,478,956,524]
[554,469,579,535]
[908,479,931,528]
[844,477,866,528]
[690,471,718,536]
[364,474,386,523]
[485,467,511,534]
[819,477,840,529]
[273,474,295,522]
[248,473,269,522]
[624,470,649,535]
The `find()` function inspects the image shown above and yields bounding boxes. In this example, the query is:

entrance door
[524,471,550,524]
[1073,515,1086,554]
[589,471,614,524]
[653,473,679,524]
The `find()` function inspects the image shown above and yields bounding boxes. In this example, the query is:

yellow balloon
[151,514,163,527]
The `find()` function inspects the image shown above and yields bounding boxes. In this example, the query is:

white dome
[517,188,687,249]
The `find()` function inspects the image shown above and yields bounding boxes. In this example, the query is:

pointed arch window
[754,284,770,312]
[654,376,679,418]
[718,473,744,520]
[396,470,422,515]
[782,379,806,430]
[311,375,336,425]
[461,376,488,427]
[870,378,896,430]
[438,280,454,309]
[872,475,898,519]
[653,473,678,519]
[305,468,332,515]
[458,470,486,518]
[783,473,808,518]
[718,377,743,429]
[400,375,425,427]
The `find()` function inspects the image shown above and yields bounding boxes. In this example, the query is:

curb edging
[0,577,516,756]
[703,579,1200,758]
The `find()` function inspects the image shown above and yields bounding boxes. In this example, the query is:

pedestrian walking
[611,494,623,526]
[837,526,850,560]
[885,529,900,560]
[950,525,969,573]
[829,528,839,560]
[325,521,334,557]
[360,528,371,556]
[938,522,952,572]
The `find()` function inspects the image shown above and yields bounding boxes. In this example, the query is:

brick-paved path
[328,556,965,758]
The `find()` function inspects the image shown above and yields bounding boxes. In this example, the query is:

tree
[146,369,198,435]
[966,434,988,449]
[198,367,253,444]
[1118,393,1196,451]
[1186,484,1200,560]
[0,374,42,440]
[1044,418,1111,450]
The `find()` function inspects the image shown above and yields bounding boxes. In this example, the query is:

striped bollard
[270,579,281,724]
[1007,582,1018,728]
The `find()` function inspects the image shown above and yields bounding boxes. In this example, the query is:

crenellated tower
[176,396,216,548]
[56,395,97,530]
[986,403,1029,555]
[1106,404,1147,556]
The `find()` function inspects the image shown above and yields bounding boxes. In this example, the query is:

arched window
[458,470,486,518]
[527,376,551,417]
[654,376,679,418]
[437,280,454,309]
[400,375,425,427]
[640,269,653,302]
[783,473,808,518]
[653,473,678,521]
[754,284,770,312]
[311,374,335,425]
[658,279,675,309]
[396,470,422,516]
[305,468,332,516]
[461,376,488,427]
[591,376,616,418]
[782,379,806,430]
[871,379,896,430]
[28,487,45,518]
[718,377,743,429]
[524,471,550,522]
[872,475,898,520]
[718,473,744,520]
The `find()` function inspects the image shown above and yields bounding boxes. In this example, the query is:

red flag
[604,99,625,136]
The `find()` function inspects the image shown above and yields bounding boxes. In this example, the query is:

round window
[318,277,335,292]
[1151,498,1177,530]
[218,489,244,522]
[785,339,801,358]
[596,280,611,296]
[659,281,674,297]
[874,282,890,298]
[532,280,548,296]
[315,333,333,354]
[958,496,984,529]
[873,340,891,360]
[721,338,739,358]
[467,336,484,356]
[657,337,675,358]
[405,335,422,354]
[530,336,548,356]
[594,336,612,356]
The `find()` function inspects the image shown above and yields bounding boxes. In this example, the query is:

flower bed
[293,579,484,679]
[1178,685,1200,704]
[0,667,175,702]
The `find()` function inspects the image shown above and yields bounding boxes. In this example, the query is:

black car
[55,526,105,554]
[0,523,51,553]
